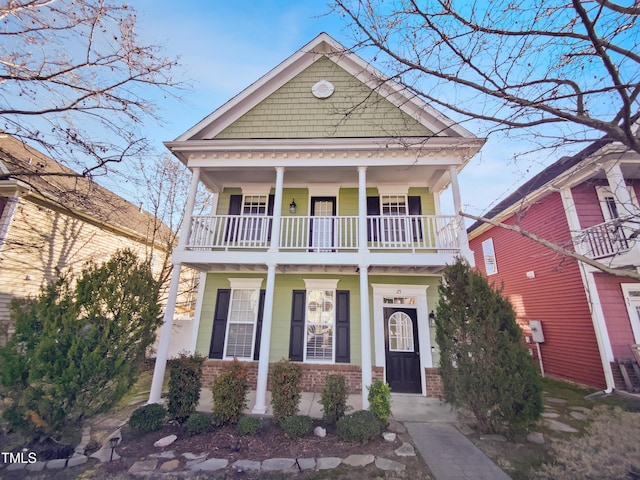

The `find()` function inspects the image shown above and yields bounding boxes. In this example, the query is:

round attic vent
[312,80,334,99]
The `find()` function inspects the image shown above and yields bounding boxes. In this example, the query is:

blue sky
[127,0,562,217]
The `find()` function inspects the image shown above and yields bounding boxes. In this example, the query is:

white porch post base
[149,263,182,404]
[252,263,277,414]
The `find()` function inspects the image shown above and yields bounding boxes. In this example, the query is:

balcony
[579,218,639,261]
[186,214,460,253]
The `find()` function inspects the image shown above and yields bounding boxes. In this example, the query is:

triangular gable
[176,33,474,141]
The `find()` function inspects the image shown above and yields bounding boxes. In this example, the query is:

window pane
[225,288,258,359]
[306,289,334,361]
[482,238,498,275]
[388,313,414,352]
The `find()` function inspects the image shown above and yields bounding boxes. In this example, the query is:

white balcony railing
[186,214,460,252]
[580,218,634,259]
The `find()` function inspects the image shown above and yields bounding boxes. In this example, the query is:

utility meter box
[529,320,545,343]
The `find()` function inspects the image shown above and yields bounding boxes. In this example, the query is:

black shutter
[209,289,231,359]
[266,194,275,241]
[335,290,350,363]
[408,196,423,242]
[253,290,266,360]
[289,290,306,361]
[225,194,243,242]
[366,196,380,241]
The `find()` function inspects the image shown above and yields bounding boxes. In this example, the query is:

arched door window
[388,312,414,352]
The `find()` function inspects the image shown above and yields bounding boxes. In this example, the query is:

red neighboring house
[468,138,640,393]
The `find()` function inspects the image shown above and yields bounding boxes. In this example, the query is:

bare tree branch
[461,211,640,280]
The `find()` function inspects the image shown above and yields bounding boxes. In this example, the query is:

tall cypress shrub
[435,258,542,434]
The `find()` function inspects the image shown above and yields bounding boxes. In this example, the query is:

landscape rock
[150,450,176,459]
[128,459,158,475]
[182,452,207,460]
[46,458,68,470]
[233,459,261,471]
[527,432,545,444]
[343,454,374,467]
[296,458,316,470]
[542,412,560,419]
[376,457,406,472]
[160,459,180,472]
[570,411,587,421]
[383,432,397,442]
[67,455,88,468]
[317,457,342,470]
[262,458,296,471]
[395,442,416,456]
[188,458,228,472]
[545,419,578,433]
[154,434,177,447]
[545,396,568,404]
[25,462,46,472]
[314,426,327,437]
[387,419,407,433]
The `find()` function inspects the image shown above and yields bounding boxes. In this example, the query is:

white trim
[188,272,208,354]
[308,185,340,197]
[378,185,409,196]
[228,278,264,289]
[371,283,431,396]
[560,188,615,392]
[621,283,640,344]
[241,184,272,196]
[303,278,339,290]
[0,192,19,253]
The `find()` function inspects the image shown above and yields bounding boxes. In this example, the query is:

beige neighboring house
[0,133,193,346]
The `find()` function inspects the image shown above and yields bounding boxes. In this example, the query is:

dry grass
[532,405,640,479]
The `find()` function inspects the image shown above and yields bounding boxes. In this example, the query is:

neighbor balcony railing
[186,214,460,252]
[579,218,635,259]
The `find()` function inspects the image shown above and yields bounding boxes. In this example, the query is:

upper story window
[596,186,638,221]
[381,195,407,216]
[482,238,498,275]
[243,195,267,216]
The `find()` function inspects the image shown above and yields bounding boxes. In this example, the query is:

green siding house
[150,33,485,412]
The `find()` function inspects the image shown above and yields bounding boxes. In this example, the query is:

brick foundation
[425,367,443,398]
[202,360,384,395]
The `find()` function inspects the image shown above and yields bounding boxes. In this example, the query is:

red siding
[593,274,637,359]
[470,192,606,389]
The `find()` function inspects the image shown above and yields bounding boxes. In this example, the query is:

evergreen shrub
[436,258,543,434]
[281,415,312,438]
[211,359,249,425]
[336,410,381,443]
[236,416,261,436]
[129,404,166,433]
[319,374,348,425]
[167,353,205,423]
[368,380,392,426]
[184,412,213,436]
[270,359,302,425]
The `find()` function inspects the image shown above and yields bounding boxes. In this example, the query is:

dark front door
[384,307,421,393]
[309,197,336,252]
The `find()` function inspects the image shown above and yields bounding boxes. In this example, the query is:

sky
[124,0,572,219]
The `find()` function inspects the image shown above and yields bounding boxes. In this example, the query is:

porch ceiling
[180,262,446,276]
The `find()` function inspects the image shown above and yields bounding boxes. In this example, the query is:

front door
[310,197,336,252]
[384,307,421,393]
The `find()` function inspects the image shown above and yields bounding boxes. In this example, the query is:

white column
[269,167,285,252]
[149,264,182,403]
[359,264,372,409]
[178,167,201,249]
[357,167,369,255]
[252,262,277,414]
[357,166,372,408]
[605,161,635,217]
[148,167,201,404]
[449,166,473,265]
[560,188,615,392]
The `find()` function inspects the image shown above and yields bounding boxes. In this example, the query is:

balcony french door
[310,197,336,252]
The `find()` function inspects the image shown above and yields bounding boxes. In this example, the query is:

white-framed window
[621,284,640,344]
[596,185,638,221]
[304,279,338,362]
[381,195,408,243]
[224,278,262,359]
[482,238,498,275]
